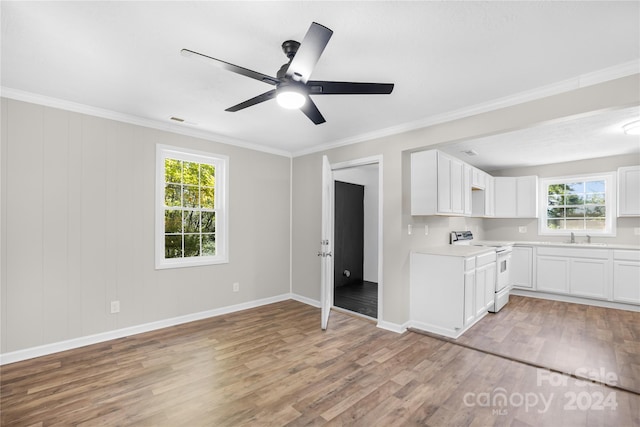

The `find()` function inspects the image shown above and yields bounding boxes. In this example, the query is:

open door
[320,155,334,330]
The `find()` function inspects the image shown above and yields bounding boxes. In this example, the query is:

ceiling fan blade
[307,81,394,95]
[181,49,279,85]
[300,97,326,125]
[225,89,277,112]
[285,22,333,83]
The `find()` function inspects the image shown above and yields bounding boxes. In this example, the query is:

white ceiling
[2,1,639,164]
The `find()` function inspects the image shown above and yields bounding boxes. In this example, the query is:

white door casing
[320,155,334,330]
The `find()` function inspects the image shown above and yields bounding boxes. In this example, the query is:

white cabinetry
[471,167,487,190]
[535,247,610,300]
[411,150,467,216]
[511,246,534,289]
[472,174,495,217]
[410,249,495,338]
[618,166,640,217]
[494,176,538,218]
[613,250,640,304]
[476,251,497,313]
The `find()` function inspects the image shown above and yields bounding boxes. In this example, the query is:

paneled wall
[0,98,291,354]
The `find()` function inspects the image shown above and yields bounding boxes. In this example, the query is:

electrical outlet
[110,300,120,314]
[407,224,412,235]
[519,226,527,234]
[233,282,239,292]
[424,225,429,235]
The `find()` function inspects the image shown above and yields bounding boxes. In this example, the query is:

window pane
[201,164,215,187]
[165,159,182,183]
[165,184,182,207]
[548,184,565,195]
[202,234,216,255]
[165,235,182,258]
[183,185,199,208]
[184,162,199,185]
[547,195,564,206]
[565,194,584,206]
[586,219,605,230]
[547,219,564,229]
[201,211,216,233]
[165,210,182,233]
[201,187,215,209]
[184,210,200,233]
[184,234,200,257]
[586,206,606,218]
[566,207,585,218]
[566,219,585,230]
[585,180,605,193]
[565,182,584,194]
[547,207,565,218]
[585,193,605,204]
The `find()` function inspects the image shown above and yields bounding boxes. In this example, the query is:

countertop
[413,245,496,257]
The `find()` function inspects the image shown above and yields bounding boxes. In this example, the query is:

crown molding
[3,60,638,159]
[291,60,640,157]
[0,87,292,158]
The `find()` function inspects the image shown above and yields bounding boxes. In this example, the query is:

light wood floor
[1,299,638,426]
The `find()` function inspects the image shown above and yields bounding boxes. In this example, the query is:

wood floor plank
[1,299,638,426]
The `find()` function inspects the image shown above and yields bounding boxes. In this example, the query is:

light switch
[408,224,412,235]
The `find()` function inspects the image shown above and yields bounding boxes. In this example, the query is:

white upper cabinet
[471,167,486,189]
[494,176,538,218]
[618,165,640,216]
[411,150,468,216]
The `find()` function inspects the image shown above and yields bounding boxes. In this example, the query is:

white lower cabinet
[535,247,611,300]
[536,256,570,294]
[511,246,533,289]
[410,250,495,338]
[613,250,640,304]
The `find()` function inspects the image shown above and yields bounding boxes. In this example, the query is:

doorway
[332,163,380,319]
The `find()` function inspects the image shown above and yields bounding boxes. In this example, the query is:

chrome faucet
[570,232,575,243]
[586,234,591,244]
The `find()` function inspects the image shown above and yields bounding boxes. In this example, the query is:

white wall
[486,153,640,245]
[291,75,640,327]
[334,165,379,282]
[0,98,291,354]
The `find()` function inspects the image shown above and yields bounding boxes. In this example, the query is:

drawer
[476,251,497,267]
[614,250,640,262]
[464,257,476,271]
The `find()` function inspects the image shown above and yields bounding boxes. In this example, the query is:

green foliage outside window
[164,158,216,259]
[546,180,606,231]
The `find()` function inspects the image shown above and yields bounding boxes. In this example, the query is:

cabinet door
[464,271,475,326]
[536,256,569,294]
[613,261,640,304]
[494,177,517,217]
[475,266,486,317]
[516,176,538,218]
[450,158,464,214]
[485,176,495,217]
[569,258,608,299]
[511,247,533,289]
[437,153,452,213]
[464,164,472,216]
[472,168,486,190]
[618,166,640,216]
[485,262,496,310]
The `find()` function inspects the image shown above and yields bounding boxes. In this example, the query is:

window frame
[538,172,616,237]
[155,144,229,269]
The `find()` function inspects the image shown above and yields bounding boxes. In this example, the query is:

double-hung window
[539,173,616,236]
[156,145,228,269]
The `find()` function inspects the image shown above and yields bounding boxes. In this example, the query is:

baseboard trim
[290,293,321,308]
[376,320,408,334]
[0,293,293,366]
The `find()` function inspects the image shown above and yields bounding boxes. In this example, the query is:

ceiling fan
[181,22,394,125]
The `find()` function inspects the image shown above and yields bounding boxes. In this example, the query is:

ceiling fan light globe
[276,91,306,109]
